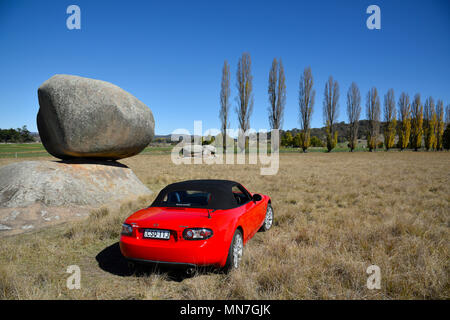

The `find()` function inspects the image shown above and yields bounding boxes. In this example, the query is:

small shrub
[281,132,293,147]
[310,136,323,147]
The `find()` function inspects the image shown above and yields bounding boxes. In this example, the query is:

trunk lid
[126,206,212,229]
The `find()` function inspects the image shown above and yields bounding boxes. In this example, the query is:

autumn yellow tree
[299,131,310,152]
[383,89,397,150]
[436,100,445,150]
[397,92,411,151]
[293,133,303,148]
[325,121,337,151]
[410,93,423,151]
[424,97,437,151]
[281,131,293,147]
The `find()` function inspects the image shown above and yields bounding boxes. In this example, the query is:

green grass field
[0,143,50,158]
[0,144,174,158]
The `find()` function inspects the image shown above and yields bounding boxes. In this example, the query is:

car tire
[223,229,244,273]
[259,203,274,232]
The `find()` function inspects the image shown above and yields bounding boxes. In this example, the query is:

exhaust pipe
[127,261,136,272]
[186,267,196,276]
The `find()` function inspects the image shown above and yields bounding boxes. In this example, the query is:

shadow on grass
[95,242,219,282]
[56,159,129,168]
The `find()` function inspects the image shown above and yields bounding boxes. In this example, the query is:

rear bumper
[126,257,197,269]
[119,235,227,267]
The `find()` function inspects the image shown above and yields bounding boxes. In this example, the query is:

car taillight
[121,223,133,236]
[182,228,213,240]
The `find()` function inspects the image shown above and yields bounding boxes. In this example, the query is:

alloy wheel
[232,233,243,268]
[265,206,273,230]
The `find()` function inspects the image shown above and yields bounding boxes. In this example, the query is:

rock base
[0,203,90,237]
[0,160,152,236]
[0,160,151,207]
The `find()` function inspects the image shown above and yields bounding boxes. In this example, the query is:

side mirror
[252,194,262,202]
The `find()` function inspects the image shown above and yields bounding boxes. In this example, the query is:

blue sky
[0,0,449,135]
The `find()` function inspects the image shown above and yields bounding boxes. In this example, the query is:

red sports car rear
[119,180,273,271]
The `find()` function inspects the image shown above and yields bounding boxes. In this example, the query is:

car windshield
[161,190,211,207]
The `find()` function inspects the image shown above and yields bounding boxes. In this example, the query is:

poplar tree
[410,93,424,151]
[446,104,450,125]
[236,52,253,150]
[443,124,450,150]
[397,92,411,151]
[323,76,339,152]
[383,89,397,150]
[346,82,361,152]
[436,100,445,151]
[366,87,381,151]
[268,58,286,131]
[424,97,437,151]
[298,67,315,152]
[219,60,231,151]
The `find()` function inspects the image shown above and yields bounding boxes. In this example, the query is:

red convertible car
[119,179,273,272]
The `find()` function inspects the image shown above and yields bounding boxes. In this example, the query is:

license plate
[143,229,170,240]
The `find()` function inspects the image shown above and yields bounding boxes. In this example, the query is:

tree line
[0,126,35,143]
[219,52,450,152]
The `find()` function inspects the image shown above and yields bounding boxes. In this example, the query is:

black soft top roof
[150,179,244,209]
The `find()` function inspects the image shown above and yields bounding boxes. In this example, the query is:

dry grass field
[0,152,449,299]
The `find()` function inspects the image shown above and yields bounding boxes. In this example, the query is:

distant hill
[283,120,381,143]
[154,134,171,139]
[152,120,385,144]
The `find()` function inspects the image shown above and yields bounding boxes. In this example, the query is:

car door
[233,184,260,240]
[240,184,267,232]
[252,195,266,230]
